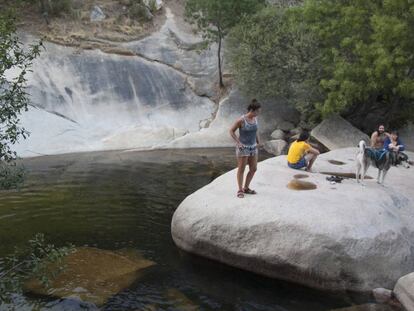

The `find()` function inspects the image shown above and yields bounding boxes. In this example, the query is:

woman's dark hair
[247,99,261,112]
[297,131,310,142]
[391,130,399,137]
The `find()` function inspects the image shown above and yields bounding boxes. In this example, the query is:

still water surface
[0,149,351,310]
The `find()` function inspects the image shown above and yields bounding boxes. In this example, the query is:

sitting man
[371,124,390,149]
[384,130,409,166]
[287,131,320,172]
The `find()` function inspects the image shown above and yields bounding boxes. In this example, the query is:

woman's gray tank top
[239,115,258,146]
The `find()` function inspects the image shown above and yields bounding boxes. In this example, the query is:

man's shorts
[288,157,307,169]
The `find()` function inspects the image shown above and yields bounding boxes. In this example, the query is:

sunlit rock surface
[172,148,414,292]
[25,247,155,305]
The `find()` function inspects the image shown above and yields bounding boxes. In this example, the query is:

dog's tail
[358,140,366,153]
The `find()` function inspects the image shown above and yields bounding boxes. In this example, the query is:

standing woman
[229,99,261,198]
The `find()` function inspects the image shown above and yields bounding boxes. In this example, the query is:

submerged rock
[171,148,414,292]
[311,115,369,150]
[25,247,156,305]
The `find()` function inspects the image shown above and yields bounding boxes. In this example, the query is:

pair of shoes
[326,175,343,183]
[237,190,244,198]
[243,187,257,195]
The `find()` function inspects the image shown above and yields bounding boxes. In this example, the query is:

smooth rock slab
[25,247,155,305]
[311,115,369,150]
[394,272,414,311]
[171,148,414,292]
[329,304,394,311]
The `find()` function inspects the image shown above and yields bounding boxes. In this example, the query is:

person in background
[371,124,390,149]
[229,99,261,198]
[384,130,408,165]
[287,131,320,172]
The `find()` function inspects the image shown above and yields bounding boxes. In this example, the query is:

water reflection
[0,149,350,310]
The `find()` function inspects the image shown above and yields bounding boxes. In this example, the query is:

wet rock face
[171,148,414,292]
[24,247,156,306]
[16,7,300,157]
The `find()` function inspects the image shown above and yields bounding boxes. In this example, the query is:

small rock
[290,127,302,136]
[277,120,295,131]
[143,0,164,11]
[263,139,287,156]
[90,5,105,22]
[372,288,393,304]
[270,129,285,140]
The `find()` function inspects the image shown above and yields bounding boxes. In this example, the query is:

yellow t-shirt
[287,141,311,164]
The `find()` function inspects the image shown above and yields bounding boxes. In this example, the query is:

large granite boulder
[394,272,414,311]
[311,115,369,150]
[171,148,414,292]
[400,122,414,152]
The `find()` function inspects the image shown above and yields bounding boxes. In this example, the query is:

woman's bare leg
[244,155,258,189]
[237,157,248,191]
[306,153,318,171]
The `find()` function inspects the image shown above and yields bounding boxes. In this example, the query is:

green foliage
[302,0,414,123]
[0,233,74,304]
[185,0,266,87]
[0,163,25,190]
[41,0,73,17]
[0,10,41,163]
[147,0,158,13]
[126,0,154,21]
[228,0,414,127]
[227,6,322,123]
[185,0,266,41]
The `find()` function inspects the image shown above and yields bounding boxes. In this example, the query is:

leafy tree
[0,9,41,163]
[228,0,414,128]
[302,0,414,128]
[185,0,266,88]
[227,6,322,124]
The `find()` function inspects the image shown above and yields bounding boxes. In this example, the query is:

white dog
[356,140,391,185]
